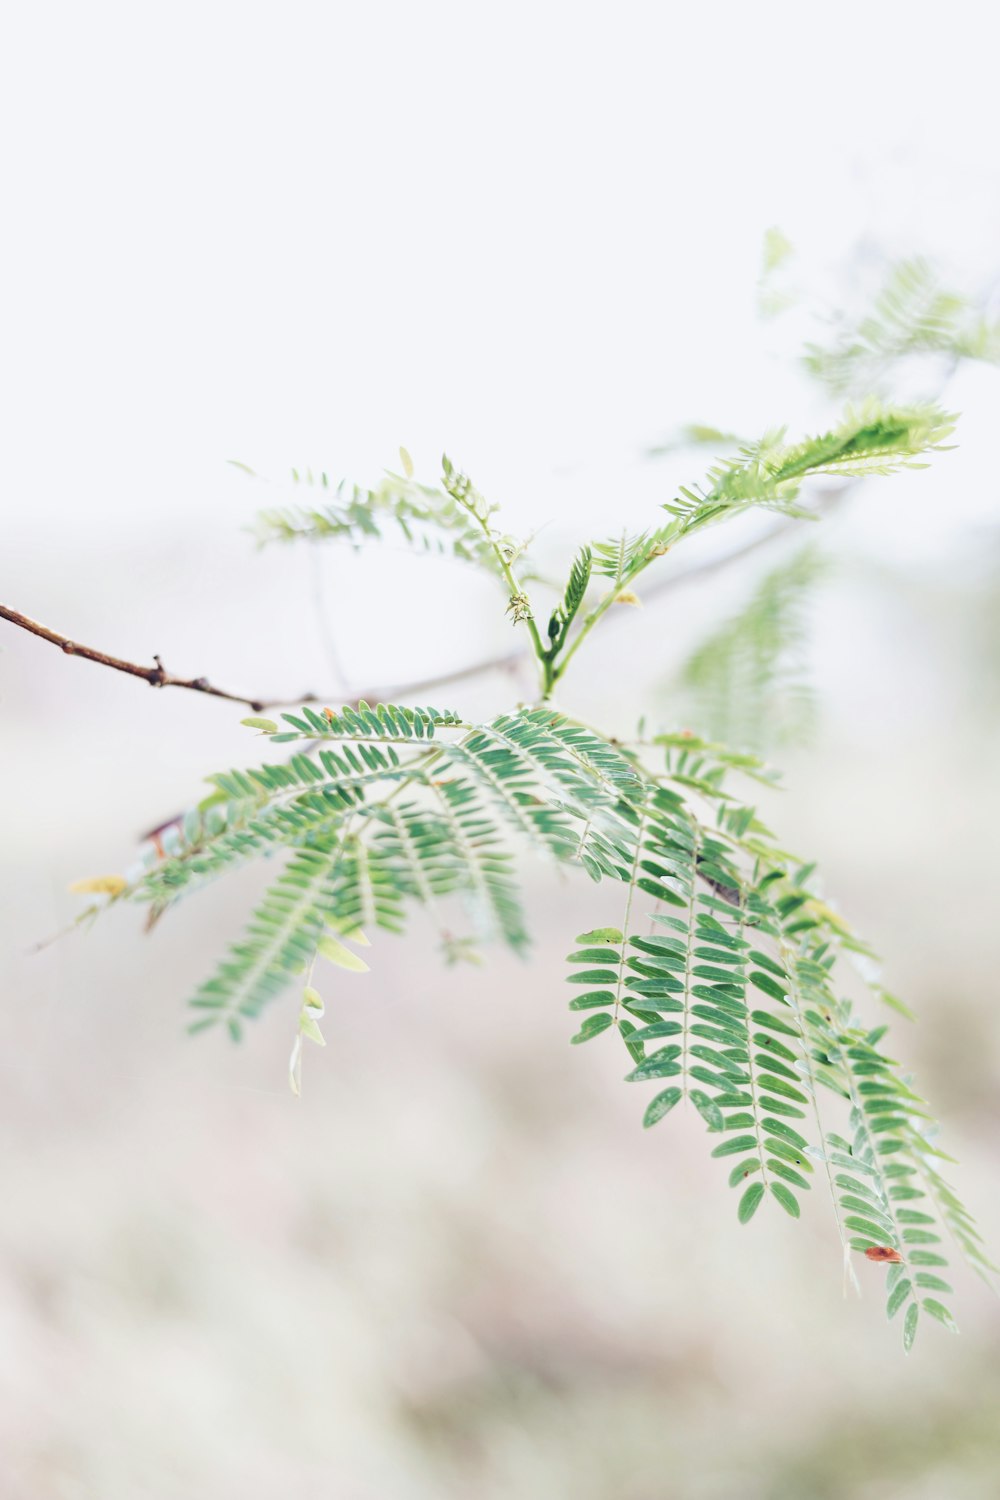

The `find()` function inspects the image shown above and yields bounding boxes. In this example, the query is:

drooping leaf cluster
[98,696,992,1349]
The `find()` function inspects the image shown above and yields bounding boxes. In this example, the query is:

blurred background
[2,4,999,1496]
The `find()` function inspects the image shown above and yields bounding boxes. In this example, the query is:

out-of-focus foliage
[757,236,1000,398]
[804,258,1000,398]
[672,546,825,752]
[650,240,1000,767]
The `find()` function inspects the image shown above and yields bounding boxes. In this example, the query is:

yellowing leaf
[303,985,325,1012]
[615,590,642,607]
[399,446,415,478]
[69,875,127,897]
[240,716,279,734]
[805,898,853,935]
[317,934,370,972]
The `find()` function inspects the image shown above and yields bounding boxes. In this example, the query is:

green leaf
[914,1273,953,1294]
[711,1134,758,1158]
[750,971,788,1001]
[690,1089,724,1131]
[299,1014,326,1046]
[767,1160,810,1191]
[903,1300,919,1353]
[738,1182,766,1224]
[626,1052,682,1082]
[755,1073,808,1103]
[568,991,615,1011]
[628,1021,684,1042]
[769,1182,800,1218]
[728,1158,761,1187]
[886,1279,912,1319]
[922,1298,958,1333]
[317,933,370,972]
[570,1013,614,1045]
[617,1018,645,1064]
[751,1010,799,1037]
[576,927,623,945]
[643,1087,683,1127]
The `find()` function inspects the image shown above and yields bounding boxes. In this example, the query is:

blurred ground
[3,4,1000,1496]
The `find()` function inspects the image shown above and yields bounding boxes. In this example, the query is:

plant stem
[549,593,615,689]
[453,489,551,695]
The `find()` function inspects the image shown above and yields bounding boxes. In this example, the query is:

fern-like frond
[556,730,990,1329]
[135,749,429,907]
[189,839,346,1039]
[253,468,496,570]
[445,733,580,861]
[129,704,465,908]
[367,801,467,905]
[591,528,676,586]
[470,709,643,805]
[426,774,529,951]
[665,401,956,540]
[673,545,825,751]
[543,546,593,654]
[271,701,465,744]
[736,853,989,1346]
[805,257,1000,397]
[324,832,407,936]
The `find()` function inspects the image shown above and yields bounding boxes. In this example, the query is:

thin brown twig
[0,604,318,713]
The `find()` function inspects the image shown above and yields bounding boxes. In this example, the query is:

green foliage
[189,838,346,1039]
[756,239,1000,397]
[591,529,676,586]
[68,291,991,1352]
[804,257,1000,397]
[672,546,825,751]
[252,465,499,571]
[664,401,955,540]
[102,679,989,1348]
[544,547,593,657]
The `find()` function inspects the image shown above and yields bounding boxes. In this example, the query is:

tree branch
[0,604,318,713]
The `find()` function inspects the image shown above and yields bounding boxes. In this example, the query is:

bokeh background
[2,5,999,1497]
